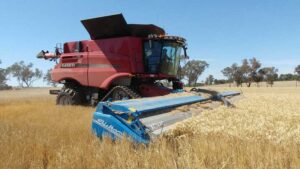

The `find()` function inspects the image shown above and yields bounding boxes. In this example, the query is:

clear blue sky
[1,0,300,86]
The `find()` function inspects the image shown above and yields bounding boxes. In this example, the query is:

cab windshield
[144,41,184,76]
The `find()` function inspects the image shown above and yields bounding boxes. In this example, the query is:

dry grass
[0,87,299,169]
[212,80,299,87]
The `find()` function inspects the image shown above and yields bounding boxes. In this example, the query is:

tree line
[210,58,300,87]
[222,57,280,87]
[0,60,55,90]
[177,58,300,87]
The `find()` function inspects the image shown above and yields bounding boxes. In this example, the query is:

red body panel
[52,53,89,86]
[51,36,176,90]
[138,84,172,97]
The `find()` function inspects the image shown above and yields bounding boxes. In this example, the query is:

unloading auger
[91,89,241,144]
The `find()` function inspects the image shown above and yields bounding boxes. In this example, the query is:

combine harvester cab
[92,90,241,144]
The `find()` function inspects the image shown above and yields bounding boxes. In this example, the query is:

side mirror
[183,46,189,59]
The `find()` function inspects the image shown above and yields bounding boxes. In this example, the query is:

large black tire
[56,87,83,105]
[111,86,141,101]
[111,87,130,100]
[154,82,164,87]
[173,81,183,90]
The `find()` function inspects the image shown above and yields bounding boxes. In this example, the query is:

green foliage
[0,60,6,84]
[240,59,251,81]
[221,67,234,83]
[248,58,262,86]
[295,65,300,80]
[259,67,278,86]
[213,79,228,85]
[7,61,43,88]
[221,58,300,87]
[0,60,12,90]
[0,60,10,88]
[222,63,244,87]
[43,69,57,87]
[231,63,244,86]
[182,60,209,86]
[240,57,262,87]
[278,73,298,81]
[205,75,214,85]
[295,65,300,74]
[222,58,265,87]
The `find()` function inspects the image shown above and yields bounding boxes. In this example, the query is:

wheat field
[213,80,299,88]
[0,87,299,169]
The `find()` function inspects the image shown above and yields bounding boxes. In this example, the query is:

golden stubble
[0,87,299,169]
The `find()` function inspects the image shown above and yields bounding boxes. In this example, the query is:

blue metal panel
[213,91,241,100]
[218,91,240,97]
[110,95,208,114]
[92,105,150,144]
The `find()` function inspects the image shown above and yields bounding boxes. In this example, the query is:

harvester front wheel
[56,88,82,105]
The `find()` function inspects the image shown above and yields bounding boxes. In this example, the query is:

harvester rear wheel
[111,86,141,101]
[101,86,141,101]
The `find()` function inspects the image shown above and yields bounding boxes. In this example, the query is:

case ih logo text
[61,63,76,68]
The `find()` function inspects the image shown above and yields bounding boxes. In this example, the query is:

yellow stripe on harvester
[127,116,134,123]
[127,107,137,123]
[129,107,137,112]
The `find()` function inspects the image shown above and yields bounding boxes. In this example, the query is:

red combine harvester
[38,14,187,105]
[38,14,241,142]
